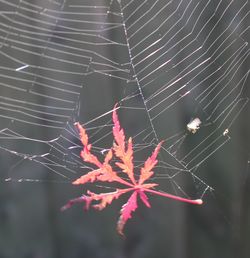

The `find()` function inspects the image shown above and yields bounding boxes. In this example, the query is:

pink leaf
[117,191,138,236]
[63,106,203,236]
[112,107,135,184]
[72,169,102,185]
[138,141,163,185]
[139,190,151,208]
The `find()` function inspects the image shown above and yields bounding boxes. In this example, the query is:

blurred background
[0,0,250,258]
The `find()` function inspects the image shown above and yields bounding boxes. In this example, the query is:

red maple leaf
[62,105,203,235]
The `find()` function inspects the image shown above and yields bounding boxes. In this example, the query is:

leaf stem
[144,188,203,205]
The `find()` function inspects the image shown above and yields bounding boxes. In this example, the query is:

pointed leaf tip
[75,122,88,146]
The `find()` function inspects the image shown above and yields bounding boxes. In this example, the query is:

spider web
[0,0,249,203]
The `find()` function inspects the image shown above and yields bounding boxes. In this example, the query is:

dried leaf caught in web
[62,105,203,235]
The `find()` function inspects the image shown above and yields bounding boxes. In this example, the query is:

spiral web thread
[0,0,249,200]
